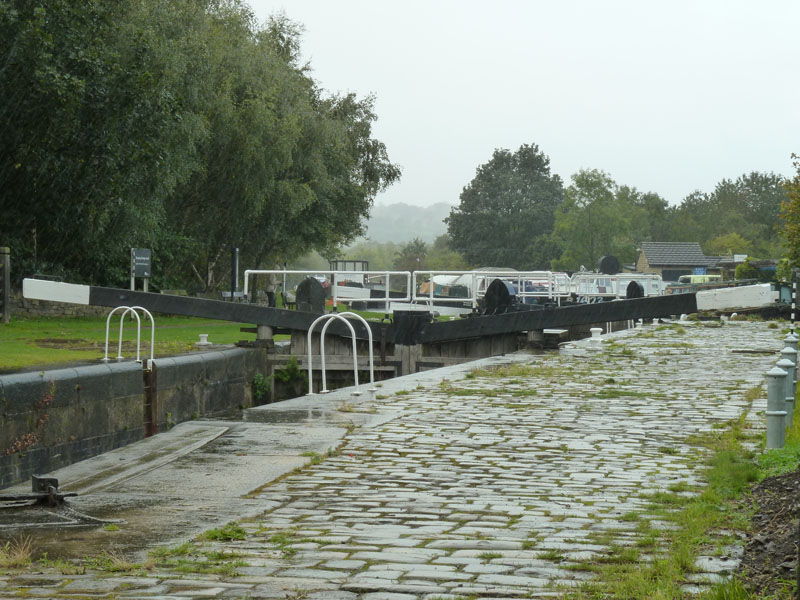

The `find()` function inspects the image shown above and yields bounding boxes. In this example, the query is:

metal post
[785,332,799,389]
[781,347,798,427]
[766,366,788,449]
[793,269,798,336]
[0,247,10,324]
[231,247,239,301]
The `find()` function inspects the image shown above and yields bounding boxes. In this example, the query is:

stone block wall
[0,346,267,489]
[9,290,109,319]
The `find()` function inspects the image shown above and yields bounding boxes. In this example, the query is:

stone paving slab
[1,320,786,598]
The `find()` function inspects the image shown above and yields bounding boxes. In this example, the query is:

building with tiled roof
[634,242,723,282]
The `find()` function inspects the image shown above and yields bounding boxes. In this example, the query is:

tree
[393,238,428,272]
[446,144,563,269]
[0,0,206,284]
[552,169,640,271]
[341,240,399,271]
[162,12,400,291]
[704,233,752,257]
[0,2,400,290]
[671,172,787,258]
[780,155,800,268]
[426,234,469,270]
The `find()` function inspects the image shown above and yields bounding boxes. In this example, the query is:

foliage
[426,234,469,270]
[734,258,773,282]
[780,155,800,269]
[274,356,304,385]
[446,143,563,269]
[0,537,32,568]
[393,237,428,271]
[705,232,752,257]
[0,1,399,290]
[200,521,247,541]
[252,372,272,403]
[679,172,788,258]
[340,241,398,270]
[552,170,655,271]
[776,257,793,281]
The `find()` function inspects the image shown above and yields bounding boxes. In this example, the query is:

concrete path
[0,320,785,598]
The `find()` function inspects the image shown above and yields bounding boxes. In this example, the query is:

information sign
[131,248,151,278]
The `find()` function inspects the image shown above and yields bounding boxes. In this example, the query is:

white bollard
[766,366,788,449]
[197,333,210,346]
[589,327,602,349]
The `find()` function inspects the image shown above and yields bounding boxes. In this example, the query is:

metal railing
[243,269,412,313]
[306,312,375,395]
[412,270,573,309]
[569,272,665,301]
[245,268,667,316]
[102,306,155,366]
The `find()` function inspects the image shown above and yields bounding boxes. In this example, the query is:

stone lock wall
[0,346,268,489]
[9,290,110,319]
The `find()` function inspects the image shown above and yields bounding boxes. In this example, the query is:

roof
[639,242,719,267]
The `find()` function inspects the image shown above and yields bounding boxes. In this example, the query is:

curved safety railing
[102,306,156,365]
[306,312,375,396]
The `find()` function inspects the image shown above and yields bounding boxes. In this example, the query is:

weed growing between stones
[85,550,144,573]
[37,553,85,574]
[562,395,764,599]
[300,451,323,464]
[0,537,32,568]
[537,549,566,562]
[201,521,247,541]
[268,530,300,558]
[149,542,246,577]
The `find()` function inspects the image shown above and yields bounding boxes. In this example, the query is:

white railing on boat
[242,268,665,316]
[243,269,412,313]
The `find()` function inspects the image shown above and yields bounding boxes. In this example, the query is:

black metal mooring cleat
[0,475,77,507]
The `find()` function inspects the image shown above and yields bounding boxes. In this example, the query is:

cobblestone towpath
[1,320,787,599]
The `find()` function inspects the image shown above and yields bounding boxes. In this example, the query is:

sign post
[1,247,10,323]
[131,248,152,292]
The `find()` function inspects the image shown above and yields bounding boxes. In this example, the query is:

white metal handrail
[306,312,375,396]
[412,270,573,309]
[242,269,412,313]
[569,272,664,299]
[102,306,155,364]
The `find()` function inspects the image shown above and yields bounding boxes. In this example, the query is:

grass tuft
[0,537,33,568]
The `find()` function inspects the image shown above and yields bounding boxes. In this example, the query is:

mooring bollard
[589,327,603,348]
[784,332,799,357]
[781,346,798,426]
[784,332,799,388]
[766,366,788,449]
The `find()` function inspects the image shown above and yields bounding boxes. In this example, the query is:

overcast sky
[249,1,799,207]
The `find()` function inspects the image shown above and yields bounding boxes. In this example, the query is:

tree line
[0,0,399,291]
[441,144,790,273]
[3,1,795,287]
[339,144,792,276]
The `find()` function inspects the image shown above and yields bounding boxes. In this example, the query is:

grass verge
[0,315,265,370]
[565,384,800,599]
[565,388,764,599]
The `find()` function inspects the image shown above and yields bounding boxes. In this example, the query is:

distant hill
[363,202,453,243]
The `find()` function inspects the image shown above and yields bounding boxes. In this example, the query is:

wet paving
[0,319,786,598]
